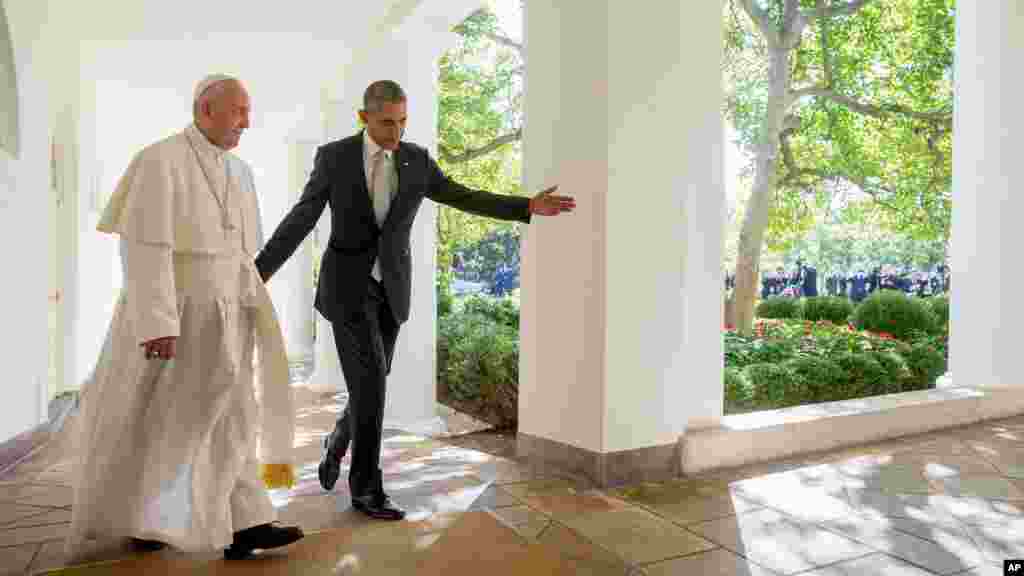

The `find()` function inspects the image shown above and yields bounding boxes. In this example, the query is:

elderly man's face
[201,80,250,150]
[359,100,407,151]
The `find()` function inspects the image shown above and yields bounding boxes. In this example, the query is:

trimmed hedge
[756,297,802,320]
[852,290,935,341]
[802,296,854,324]
[724,347,941,412]
[924,296,949,333]
[437,306,519,428]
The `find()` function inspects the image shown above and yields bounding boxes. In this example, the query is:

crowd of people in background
[723,261,950,302]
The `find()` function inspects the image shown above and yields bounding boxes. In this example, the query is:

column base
[516,433,680,488]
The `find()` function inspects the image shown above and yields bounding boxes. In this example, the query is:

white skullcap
[193,73,238,102]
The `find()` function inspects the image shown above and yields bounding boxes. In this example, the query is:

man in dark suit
[255,81,575,521]
[801,264,818,297]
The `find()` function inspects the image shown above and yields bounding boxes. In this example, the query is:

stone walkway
[1,386,1022,575]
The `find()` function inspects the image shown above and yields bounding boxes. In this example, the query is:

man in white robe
[67,74,304,560]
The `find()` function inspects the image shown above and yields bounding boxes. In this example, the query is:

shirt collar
[363,130,391,161]
[187,123,227,163]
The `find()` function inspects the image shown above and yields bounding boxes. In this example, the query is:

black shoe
[223,522,304,560]
[352,493,406,521]
[129,538,167,552]
[318,429,349,491]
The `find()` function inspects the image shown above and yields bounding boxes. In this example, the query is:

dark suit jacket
[255,132,532,325]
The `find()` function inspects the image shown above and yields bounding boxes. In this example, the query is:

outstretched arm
[424,154,532,222]
[255,147,331,282]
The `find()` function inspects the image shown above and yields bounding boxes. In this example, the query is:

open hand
[141,336,177,360]
[529,185,575,216]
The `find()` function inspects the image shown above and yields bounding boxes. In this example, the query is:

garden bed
[725,317,947,414]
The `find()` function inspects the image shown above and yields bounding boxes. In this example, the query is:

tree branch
[779,128,902,213]
[817,0,834,88]
[438,128,523,164]
[786,87,952,126]
[738,0,782,48]
[484,31,522,53]
[803,0,873,22]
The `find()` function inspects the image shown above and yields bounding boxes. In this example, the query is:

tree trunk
[732,46,791,335]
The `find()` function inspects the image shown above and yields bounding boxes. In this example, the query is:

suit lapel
[351,133,378,229]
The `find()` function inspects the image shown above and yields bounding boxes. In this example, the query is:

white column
[519,0,724,486]
[307,99,354,396]
[280,139,317,364]
[950,1,1024,389]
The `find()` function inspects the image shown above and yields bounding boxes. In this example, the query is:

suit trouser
[327,277,400,497]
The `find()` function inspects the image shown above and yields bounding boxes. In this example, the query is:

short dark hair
[363,80,407,113]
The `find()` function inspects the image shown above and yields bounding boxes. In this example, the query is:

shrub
[437,281,454,318]
[901,342,947,390]
[724,367,755,412]
[785,357,844,403]
[801,296,855,325]
[756,297,802,320]
[853,290,935,341]
[832,352,890,399]
[743,363,802,409]
[868,350,912,391]
[459,294,520,330]
[745,338,798,365]
[437,310,519,428]
[924,296,949,334]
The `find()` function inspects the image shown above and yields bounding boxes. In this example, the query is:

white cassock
[66,124,295,557]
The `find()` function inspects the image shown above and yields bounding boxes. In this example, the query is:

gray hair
[362,80,406,113]
[192,79,236,120]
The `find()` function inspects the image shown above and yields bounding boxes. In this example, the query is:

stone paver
[0,388,1022,575]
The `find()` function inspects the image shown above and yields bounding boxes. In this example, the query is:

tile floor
[1,388,1021,575]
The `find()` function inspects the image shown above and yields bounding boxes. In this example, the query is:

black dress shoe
[223,522,304,560]
[129,537,167,552]
[352,493,406,521]
[318,429,350,491]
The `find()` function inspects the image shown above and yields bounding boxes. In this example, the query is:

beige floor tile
[614,481,762,526]
[0,503,56,527]
[798,552,938,575]
[845,489,963,528]
[561,507,716,565]
[954,563,1011,576]
[533,521,632,575]
[0,485,73,510]
[1004,465,1024,479]
[490,505,547,526]
[816,514,986,575]
[0,543,39,576]
[501,478,628,519]
[929,495,1022,526]
[688,508,872,575]
[4,508,71,530]
[937,475,1024,501]
[509,516,551,541]
[638,547,779,576]
[961,521,1024,565]
[0,522,68,548]
[469,485,522,509]
[25,539,72,574]
[733,473,854,524]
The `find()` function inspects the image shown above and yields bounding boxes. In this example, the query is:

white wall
[949,0,1023,389]
[0,0,67,441]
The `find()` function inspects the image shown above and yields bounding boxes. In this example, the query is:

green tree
[725,0,954,333]
[436,4,525,285]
